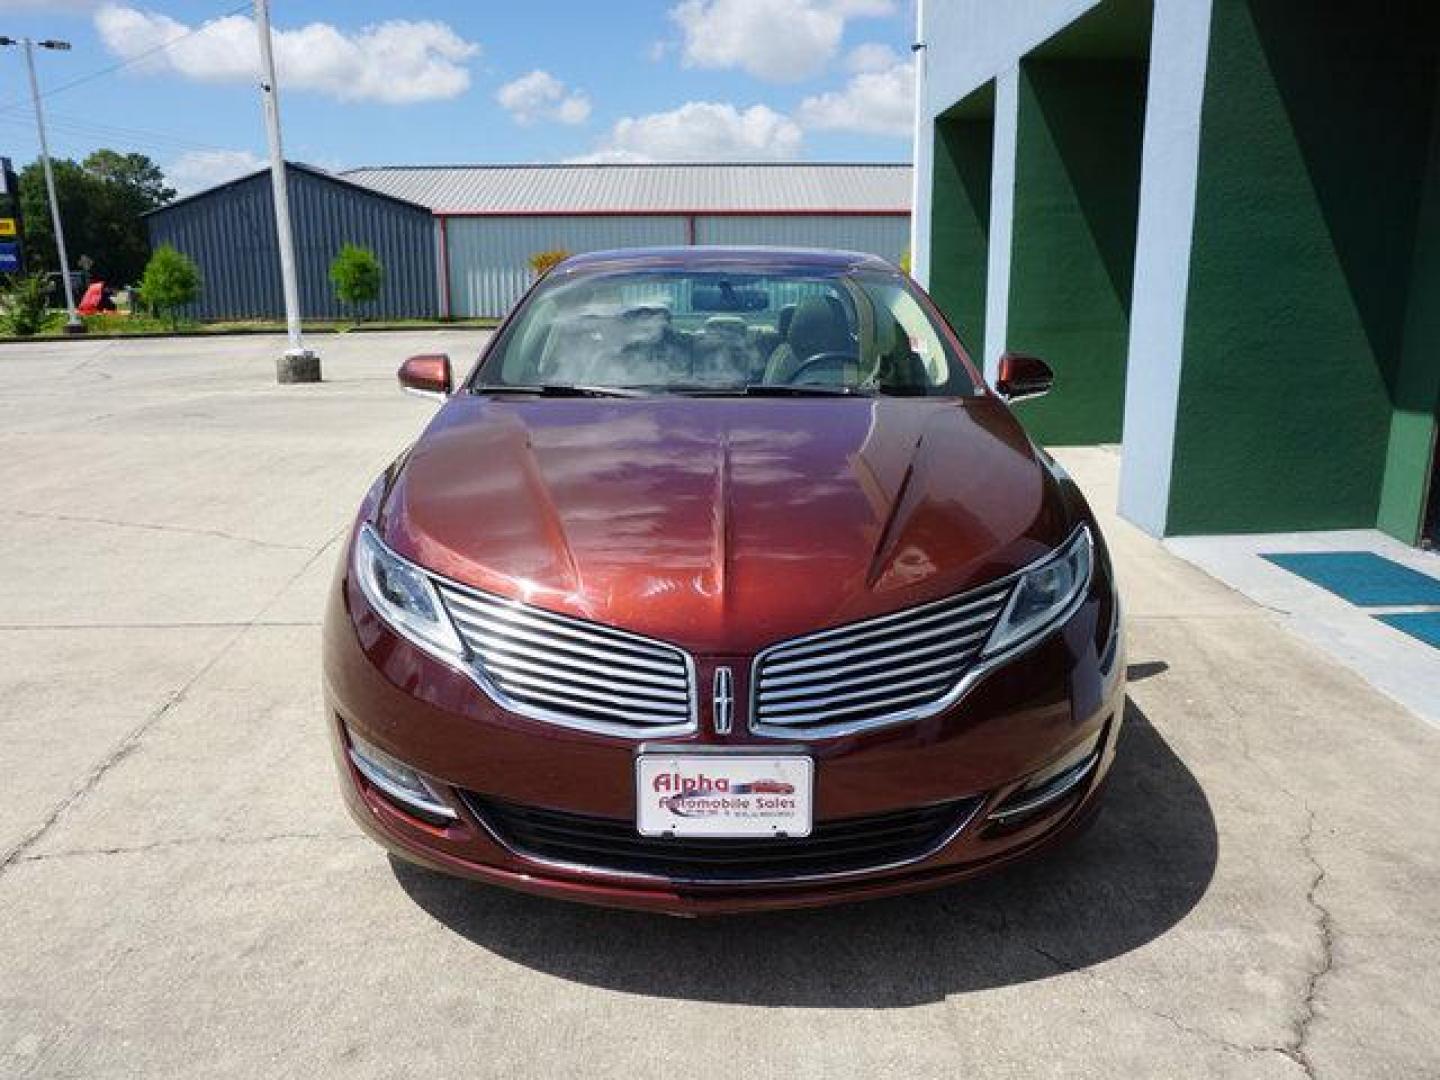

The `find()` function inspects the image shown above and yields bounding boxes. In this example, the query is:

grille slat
[438,582,694,735]
[760,670,955,715]
[477,650,689,700]
[444,592,680,668]
[759,616,995,677]
[479,664,692,711]
[468,795,980,881]
[772,597,1005,663]
[460,634,688,691]
[752,583,1011,735]
[758,651,981,702]
[449,612,686,677]
[757,631,989,693]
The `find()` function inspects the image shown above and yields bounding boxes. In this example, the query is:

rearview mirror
[691,285,769,312]
[398,353,452,401]
[995,352,1053,402]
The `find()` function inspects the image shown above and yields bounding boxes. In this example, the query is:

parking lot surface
[2,334,1438,1079]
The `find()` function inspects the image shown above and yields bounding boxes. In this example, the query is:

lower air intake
[465,795,982,882]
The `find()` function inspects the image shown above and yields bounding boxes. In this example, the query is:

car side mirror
[995,352,1053,402]
[398,353,452,401]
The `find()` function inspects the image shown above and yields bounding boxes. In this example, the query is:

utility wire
[0,0,253,116]
[0,112,233,156]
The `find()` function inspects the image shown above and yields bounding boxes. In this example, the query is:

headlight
[352,524,464,658]
[983,526,1093,657]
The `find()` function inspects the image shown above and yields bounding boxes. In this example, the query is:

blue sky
[0,0,915,192]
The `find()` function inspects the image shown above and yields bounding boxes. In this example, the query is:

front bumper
[323,548,1126,915]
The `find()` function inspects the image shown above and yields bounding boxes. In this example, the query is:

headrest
[704,316,748,340]
[788,295,852,356]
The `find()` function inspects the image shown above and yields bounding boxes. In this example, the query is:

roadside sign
[0,218,15,237]
[0,242,20,273]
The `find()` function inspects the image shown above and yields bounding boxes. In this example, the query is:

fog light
[987,730,1104,826]
[347,729,457,823]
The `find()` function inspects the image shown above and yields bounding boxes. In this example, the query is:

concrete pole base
[276,350,321,384]
[62,321,87,335]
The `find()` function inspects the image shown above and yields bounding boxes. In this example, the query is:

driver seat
[763,295,852,384]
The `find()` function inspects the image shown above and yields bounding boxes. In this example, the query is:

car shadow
[391,697,1216,1007]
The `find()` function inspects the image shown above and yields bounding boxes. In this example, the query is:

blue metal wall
[146,165,437,320]
[442,213,910,317]
[693,214,909,263]
[443,215,688,318]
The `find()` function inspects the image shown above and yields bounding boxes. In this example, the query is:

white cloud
[573,102,802,163]
[164,149,266,195]
[667,0,895,83]
[845,42,902,73]
[496,70,591,126]
[93,5,480,105]
[797,53,913,137]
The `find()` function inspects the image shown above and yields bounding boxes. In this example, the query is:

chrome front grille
[437,584,696,736]
[751,583,1012,736]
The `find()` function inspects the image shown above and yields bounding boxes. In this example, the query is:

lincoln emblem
[713,666,735,735]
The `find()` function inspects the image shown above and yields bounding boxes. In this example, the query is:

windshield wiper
[472,383,651,399]
[739,383,872,397]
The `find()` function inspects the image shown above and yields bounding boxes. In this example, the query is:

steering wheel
[786,350,858,385]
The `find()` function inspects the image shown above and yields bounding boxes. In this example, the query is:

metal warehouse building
[145,162,910,323]
[144,163,438,321]
[341,163,911,319]
[912,0,1440,548]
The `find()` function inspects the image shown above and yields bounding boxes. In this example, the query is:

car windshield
[472,267,978,397]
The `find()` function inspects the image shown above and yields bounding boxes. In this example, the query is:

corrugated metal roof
[338,163,911,214]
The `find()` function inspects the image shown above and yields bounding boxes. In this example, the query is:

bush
[329,243,383,318]
[0,273,55,337]
[140,245,200,329]
[528,249,570,277]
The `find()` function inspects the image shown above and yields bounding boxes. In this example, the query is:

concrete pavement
[1,336,1437,1078]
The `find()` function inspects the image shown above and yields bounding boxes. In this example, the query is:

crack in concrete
[0,526,345,879]
[1274,810,1336,1079]
[1025,941,1278,1059]
[15,830,363,864]
[7,508,312,552]
[1133,679,1339,1078]
[0,622,250,876]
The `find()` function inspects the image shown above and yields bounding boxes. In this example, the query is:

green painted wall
[928,95,993,358]
[1377,73,1440,544]
[1167,0,1439,535]
[1006,57,1147,445]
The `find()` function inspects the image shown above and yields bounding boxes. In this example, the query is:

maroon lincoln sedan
[323,247,1125,914]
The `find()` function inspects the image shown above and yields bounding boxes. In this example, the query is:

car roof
[555,245,898,276]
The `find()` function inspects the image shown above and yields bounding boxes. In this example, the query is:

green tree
[329,243,383,319]
[0,273,55,337]
[139,245,200,329]
[19,149,174,286]
[82,149,174,207]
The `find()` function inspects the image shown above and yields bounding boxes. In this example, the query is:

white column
[908,0,930,283]
[980,63,1020,382]
[1116,0,1214,535]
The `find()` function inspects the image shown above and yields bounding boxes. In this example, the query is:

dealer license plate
[635,754,814,838]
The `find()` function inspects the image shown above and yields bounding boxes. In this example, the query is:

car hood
[378,395,1075,654]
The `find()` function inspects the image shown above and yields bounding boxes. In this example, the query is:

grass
[1,311,498,341]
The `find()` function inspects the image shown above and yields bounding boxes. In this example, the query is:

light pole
[907,0,928,285]
[0,35,84,334]
[253,0,318,382]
